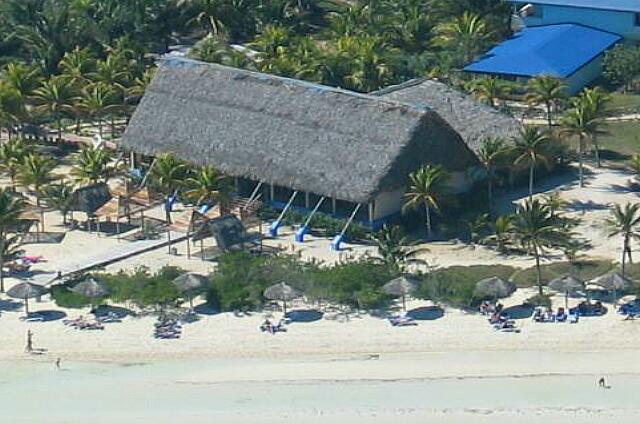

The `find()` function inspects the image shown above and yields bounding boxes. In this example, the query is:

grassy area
[608,93,640,114]
[511,260,615,288]
[598,120,640,163]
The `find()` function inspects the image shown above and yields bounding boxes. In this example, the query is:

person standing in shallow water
[55,358,61,369]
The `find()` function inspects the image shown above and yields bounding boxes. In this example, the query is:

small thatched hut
[68,183,112,215]
[122,58,480,228]
[374,79,522,152]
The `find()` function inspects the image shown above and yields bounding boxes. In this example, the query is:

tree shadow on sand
[407,306,444,321]
[0,299,23,312]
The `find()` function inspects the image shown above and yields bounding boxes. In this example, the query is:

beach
[2,166,640,422]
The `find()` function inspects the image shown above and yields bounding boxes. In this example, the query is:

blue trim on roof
[508,0,640,13]
[464,24,622,78]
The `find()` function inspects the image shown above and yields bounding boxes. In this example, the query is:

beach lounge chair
[20,315,44,322]
[568,312,579,323]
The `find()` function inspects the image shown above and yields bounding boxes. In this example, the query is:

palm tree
[580,87,610,168]
[75,84,119,138]
[511,127,551,201]
[560,100,598,188]
[478,137,506,207]
[370,224,427,272]
[2,63,41,95]
[43,181,75,225]
[542,191,567,218]
[0,81,25,137]
[71,146,114,185]
[605,203,640,278]
[511,199,567,297]
[31,76,78,140]
[403,164,449,238]
[150,154,190,223]
[630,154,640,180]
[0,187,25,292]
[466,77,507,108]
[0,138,30,190]
[58,46,96,87]
[185,166,232,212]
[17,153,56,206]
[484,214,514,253]
[525,75,566,127]
[433,12,493,65]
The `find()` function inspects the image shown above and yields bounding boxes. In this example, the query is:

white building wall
[518,3,640,41]
[372,171,471,220]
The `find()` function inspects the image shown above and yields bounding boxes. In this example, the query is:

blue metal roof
[508,0,640,13]
[464,24,622,78]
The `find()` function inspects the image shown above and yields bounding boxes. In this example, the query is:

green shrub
[511,260,614,288]
[526,294,552,307]
[417,265,517,307]
[49,285,92,309]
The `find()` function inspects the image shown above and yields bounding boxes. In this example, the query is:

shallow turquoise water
[1,358,639,423]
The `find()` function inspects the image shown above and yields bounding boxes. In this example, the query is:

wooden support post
[332,198,337,215]
[270,184,275,201]
[116,220,120,241]
[368,201,374,224]
[186,232,191,259]
[167,230,172,254]
[305,192,310,209]
[200,239,204,261]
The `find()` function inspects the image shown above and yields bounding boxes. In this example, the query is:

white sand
[2,166,640,422]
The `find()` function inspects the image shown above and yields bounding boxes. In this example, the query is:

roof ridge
[161,56,433,114]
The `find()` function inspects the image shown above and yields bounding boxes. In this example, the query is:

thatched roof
[122,58,479,204]
[374,79,522,151]
[68,183,111,214]
[94,196,147,220]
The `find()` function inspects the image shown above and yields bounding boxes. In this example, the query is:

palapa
[264,282,301,314]
[383,276,418,311]
[375,78,522,152]
[548,275,584,309]
[70,278,110,298]
[122,58,479,205]
[589,272,634,292]
[7,282,46,315]
[474,277,516,300]
[173,272,209,310]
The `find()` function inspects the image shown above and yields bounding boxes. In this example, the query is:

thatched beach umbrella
[548,275,584,309]
[589,272,634,302]
[474,277,516,301]
[71,278,110,298]
[263,282,300,314]
[173,272,209,309]
[383,276,418,311]
[70,277,110,312]
[590,272,634,292]
[7,282,46,316]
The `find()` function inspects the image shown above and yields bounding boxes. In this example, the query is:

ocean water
[1,358,639,423]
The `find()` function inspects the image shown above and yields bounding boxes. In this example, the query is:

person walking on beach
[598,377,610,389]
[55,358,61,370]
[25,329,33,353]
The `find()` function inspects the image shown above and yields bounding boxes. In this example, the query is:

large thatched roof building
[374,79,522,152]
[122,58,480,227]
